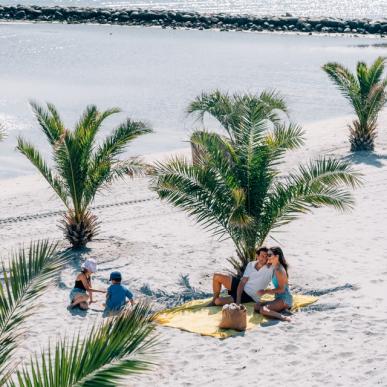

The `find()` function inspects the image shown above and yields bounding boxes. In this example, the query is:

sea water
[0,23,386,177]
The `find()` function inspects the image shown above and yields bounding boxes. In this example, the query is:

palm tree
[323,57,387,151]
[0,241,69,383]
[17,103,152,248]
[152,91,362,275]
[0,242,157,386]
[8,303,157,387]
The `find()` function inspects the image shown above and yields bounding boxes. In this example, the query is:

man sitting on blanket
[210,247,273,306]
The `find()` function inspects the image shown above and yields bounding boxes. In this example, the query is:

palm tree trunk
[60,210,100,248]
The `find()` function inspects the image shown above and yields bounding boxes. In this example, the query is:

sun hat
[81,258,97,273]
[109,271,122,281]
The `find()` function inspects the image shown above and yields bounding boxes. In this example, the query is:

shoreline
[1,5,387,37]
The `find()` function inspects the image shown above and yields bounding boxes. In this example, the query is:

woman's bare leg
[259,300,291,322]
[254,301,269,313]
[70,294,89,309]
[79,301,89,310]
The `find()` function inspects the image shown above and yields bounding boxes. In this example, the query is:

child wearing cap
[105,271,134,313]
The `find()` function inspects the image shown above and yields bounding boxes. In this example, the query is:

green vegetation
[152,91,362,274]
[17,103,152,248]
[323,57,387,151]
[0,242,157,386]
[0,241,69,383]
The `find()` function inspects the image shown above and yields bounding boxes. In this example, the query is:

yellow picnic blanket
[155,294,318,339]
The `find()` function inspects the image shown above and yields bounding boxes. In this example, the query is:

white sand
[1,114,387,386]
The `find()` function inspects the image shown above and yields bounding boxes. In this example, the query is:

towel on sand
[155,294,318,338]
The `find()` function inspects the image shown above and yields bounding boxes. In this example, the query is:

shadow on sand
[293,283,357,297]
[140,274,212,309]
[342,151,387,168]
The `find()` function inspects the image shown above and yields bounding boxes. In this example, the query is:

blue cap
[109,271,122,281]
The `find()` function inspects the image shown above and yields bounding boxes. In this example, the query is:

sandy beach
[1,110,386,386]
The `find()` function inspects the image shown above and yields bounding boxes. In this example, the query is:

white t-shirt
[242,262,273,302]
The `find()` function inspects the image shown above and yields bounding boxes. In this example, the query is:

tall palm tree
[8,303,157,387]
[323,57,387,151]
[17,103,152,248]
[0,241,69,383]
[152,91,362,275]
[0,242,157,386]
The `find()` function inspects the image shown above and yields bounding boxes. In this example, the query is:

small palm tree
[323,57,387,151]
[18,103,152,248]
[0,241,69,383]
[152,91,362,275]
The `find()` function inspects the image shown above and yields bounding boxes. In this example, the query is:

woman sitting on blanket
[69,258,105,310]
[255,246,293,322]
[210,247,273,306]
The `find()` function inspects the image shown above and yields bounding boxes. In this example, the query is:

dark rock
[366,22,381,33]
[0,5,385,36]
[320,18,346,28]
[15,10,26,19]
[54,11,64,20]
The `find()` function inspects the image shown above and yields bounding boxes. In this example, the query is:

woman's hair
[270,246,289,277]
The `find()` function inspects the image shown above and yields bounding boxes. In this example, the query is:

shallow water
[0,22,386,178]
[1,0,387,19]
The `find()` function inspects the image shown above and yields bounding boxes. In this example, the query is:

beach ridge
[1,5,387,36]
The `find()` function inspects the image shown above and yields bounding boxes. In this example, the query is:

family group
[69,259,134,314]
[69,246,291,322]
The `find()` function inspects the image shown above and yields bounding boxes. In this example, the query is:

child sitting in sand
[69,258,106,310]
[105,271,134,314]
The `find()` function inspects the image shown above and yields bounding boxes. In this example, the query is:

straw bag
[219,303,247,331]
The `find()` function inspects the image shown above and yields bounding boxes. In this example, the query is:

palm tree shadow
[342,151,387,168]
[66,247,93,268]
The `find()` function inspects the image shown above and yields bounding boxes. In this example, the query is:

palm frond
[260,158,362,241]
[289,157,363,189]
[92,119,152,166]
[0,241,70,383]
[366,56,386,88]
[82,120,152,208]
[9,302,157,387]
[29,101,65,146]
[151,157,237,238]
[16,138,69,207]
[265,122,305,153]
[74,106,121,150]
[323,62,363,115]
[258,89,289,115]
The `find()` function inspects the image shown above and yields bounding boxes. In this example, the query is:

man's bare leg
[209,273,233,306]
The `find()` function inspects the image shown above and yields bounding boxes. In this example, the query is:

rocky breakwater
[1,5,387,36]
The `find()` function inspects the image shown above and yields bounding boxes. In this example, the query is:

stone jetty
[1,5,386,36]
